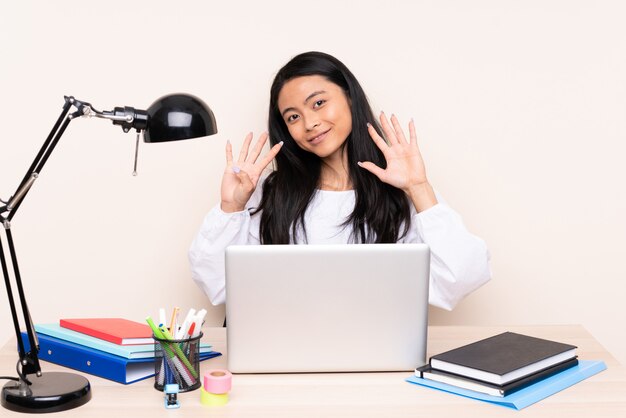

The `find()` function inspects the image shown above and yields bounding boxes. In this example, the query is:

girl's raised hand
[220,132,283,213]
[358,112,437,212]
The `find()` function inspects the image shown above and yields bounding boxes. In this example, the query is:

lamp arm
[94,107,148,132]
[74,97,149,133]
[0,227,42,379]
[3,96,149,220]
[0,97,82,380]
[4,99,74,221]
[6,174,39,212]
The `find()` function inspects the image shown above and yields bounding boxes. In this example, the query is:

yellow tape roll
[200,387,229,406]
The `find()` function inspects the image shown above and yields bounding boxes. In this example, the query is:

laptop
[225,243,430,373]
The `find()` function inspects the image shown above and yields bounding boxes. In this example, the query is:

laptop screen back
[225,243,430,373]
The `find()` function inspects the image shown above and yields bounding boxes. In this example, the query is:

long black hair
[255,51,411,244]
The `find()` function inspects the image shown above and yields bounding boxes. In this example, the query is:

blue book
[406,360,606,410]
[35,323,213,359]
[21,332,221,384]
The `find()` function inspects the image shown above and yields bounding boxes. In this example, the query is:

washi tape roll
[203,369,232,394]
[200,387,229,406]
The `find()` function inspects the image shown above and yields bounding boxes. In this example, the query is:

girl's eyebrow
[304,90,326,104]
[281,90,327,117]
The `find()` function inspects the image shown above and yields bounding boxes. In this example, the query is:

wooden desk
[2,325,625,417]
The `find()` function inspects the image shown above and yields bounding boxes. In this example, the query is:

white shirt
[189,185,491,311]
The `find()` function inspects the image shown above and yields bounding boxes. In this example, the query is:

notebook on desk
[225,243,430,373]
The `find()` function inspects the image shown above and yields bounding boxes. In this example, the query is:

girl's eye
[313,99,326,108]
[287,114,299,123]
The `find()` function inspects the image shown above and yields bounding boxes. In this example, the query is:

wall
[1,1,624,364]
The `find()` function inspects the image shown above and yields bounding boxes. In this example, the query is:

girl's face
[277,75,352,161]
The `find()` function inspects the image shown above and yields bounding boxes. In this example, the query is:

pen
[157,358,166,386]
[170,356,195,387]
[192,309,207,338]
[187,323,197,365]
[176,308,196,340]
[163,352,184,387]
[169,307,180,334]
[187,322,196,338]
[146,316,165,340]
[146,317,179,363]
[159,308,167,330]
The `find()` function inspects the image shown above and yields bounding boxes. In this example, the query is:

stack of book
[21,318,221,384]
[409,331,607,409]
[415,332,579,397]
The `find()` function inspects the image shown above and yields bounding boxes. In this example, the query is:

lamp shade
[144,93,217,143]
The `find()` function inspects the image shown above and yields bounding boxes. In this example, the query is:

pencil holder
[153,332,203,392]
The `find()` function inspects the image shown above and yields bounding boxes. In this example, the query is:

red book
[59,318,154,345]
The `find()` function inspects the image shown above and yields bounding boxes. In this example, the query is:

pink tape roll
[203,369,232,394]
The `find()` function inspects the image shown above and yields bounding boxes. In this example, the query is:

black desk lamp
[0,93,217,413]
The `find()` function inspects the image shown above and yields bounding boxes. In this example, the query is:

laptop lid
[225,243,430,373]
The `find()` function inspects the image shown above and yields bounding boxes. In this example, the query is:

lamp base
[1,372,91,413]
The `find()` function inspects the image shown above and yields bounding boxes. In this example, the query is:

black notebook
[416,357,579,397]
[429,332,577,385]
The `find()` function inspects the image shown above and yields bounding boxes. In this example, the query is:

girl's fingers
[379,112,399,144]
[238,132,254,163]
[409,118,418,146]
[236,169,255,194]
[225,140,234,165]
[366,122,389,151]
[357,161,386,181]
[390,114,408,144]
[247,132,269,163]
[257,141,284,170]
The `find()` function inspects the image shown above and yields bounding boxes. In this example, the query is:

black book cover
[429,332,577,383]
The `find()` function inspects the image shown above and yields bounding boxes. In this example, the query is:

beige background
[1,0,624,364]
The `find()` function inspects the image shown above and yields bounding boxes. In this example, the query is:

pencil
[169,307,179,334]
